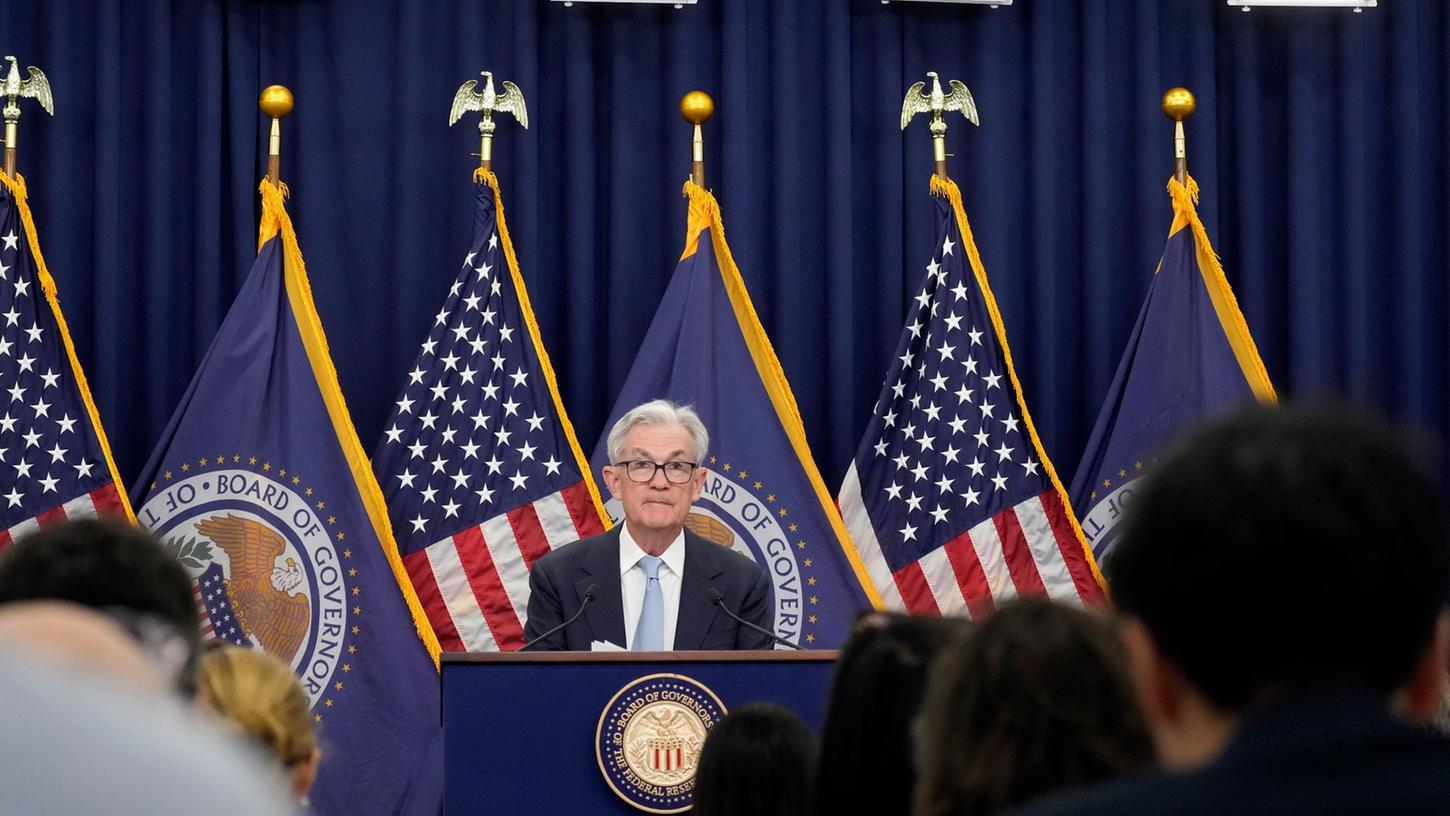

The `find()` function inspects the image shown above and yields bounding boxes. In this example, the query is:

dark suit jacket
[521,526,774,651]
[1007,686,1450,816]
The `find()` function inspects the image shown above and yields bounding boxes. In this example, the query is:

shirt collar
[618,523,686,577]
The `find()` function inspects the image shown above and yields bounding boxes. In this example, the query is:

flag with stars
[131,180,443,815]
[1070,176,1274,566]
[590,182,882,649]
[0,172,132,551]
[840,176,1105,618]
[373,169,610,653]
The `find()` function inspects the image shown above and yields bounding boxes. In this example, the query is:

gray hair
[607,400,710,464]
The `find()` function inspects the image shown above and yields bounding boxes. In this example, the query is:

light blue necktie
[633,555,664,651]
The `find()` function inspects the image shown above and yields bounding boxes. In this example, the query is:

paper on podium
[590,640,625,652]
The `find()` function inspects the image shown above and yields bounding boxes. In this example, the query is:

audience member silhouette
[0,606,290,813]
[198,644,321,804]
[0,519,199,695]
[914,597,1152,816]
[0,600,170,693]
[816,612,969,815]
[1010,404,1450,815]
[692,702,816,816]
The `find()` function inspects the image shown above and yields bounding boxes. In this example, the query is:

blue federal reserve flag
[591,182,882,648]
[1070,176,1275,564]
[132,181,443,815]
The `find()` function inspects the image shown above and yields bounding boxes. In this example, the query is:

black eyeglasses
[614,459,699,484]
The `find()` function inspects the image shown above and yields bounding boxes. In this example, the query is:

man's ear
[291,747,321,801]
[1121,617,1178,727]
[602,465,620,499]
[1395,610,1450,723]
[689,464,706,502]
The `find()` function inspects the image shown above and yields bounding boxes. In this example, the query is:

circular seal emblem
[596,673,728,813]
[139,462,352,709]
[1078,460,1154,566]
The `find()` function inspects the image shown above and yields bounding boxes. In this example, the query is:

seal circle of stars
[1087,459,1151,503]
[710,455,821,646]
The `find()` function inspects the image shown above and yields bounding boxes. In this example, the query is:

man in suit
[523,400,772,651]
[1009,404,1450,816]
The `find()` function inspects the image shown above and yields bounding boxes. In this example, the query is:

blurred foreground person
[816,613,968,815]
[0,600,168,693]
[0,604,290,814]
[0,519,199,695]
[1011,404,1450,816]
[198,644,321,805]
[691,702,816,816]
[914,597,1152,816]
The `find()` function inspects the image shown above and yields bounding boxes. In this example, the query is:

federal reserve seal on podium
[596,674,728,813]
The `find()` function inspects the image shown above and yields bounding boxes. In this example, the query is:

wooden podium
[442,650,837,814]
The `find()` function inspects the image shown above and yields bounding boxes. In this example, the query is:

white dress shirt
[618,524,686,650]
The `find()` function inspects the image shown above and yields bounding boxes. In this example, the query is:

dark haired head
[0,519,200,695]
[815,612,969,815]
[914,597,1153,816]
[1110,403,1450,711]
[691,702,815,816]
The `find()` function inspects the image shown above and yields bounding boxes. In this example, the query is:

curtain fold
[2,0,1445,491]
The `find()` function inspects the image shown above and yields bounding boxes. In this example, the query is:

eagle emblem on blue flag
[196,515,311,662]
[133,180,443,813]
[141,463,352,704]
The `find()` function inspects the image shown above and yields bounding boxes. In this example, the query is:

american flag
[840,178,1104,617]
[192,563,247,645]
[373,172,608,652]
[0,175,129,553]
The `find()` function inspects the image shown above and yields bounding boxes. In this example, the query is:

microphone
[519,583,598,651]
[707,587,803,650]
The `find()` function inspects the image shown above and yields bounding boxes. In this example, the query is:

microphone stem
[520,592,594,651]
[713,593,803,651]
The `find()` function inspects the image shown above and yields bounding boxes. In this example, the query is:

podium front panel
[442,651,836,814]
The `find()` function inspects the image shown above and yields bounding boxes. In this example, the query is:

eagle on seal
[197,514,310,662]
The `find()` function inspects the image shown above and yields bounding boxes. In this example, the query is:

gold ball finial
[680,91,714,126]
[1161,87,1196,122]
[259,85,295,120]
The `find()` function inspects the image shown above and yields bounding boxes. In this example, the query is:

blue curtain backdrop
[2,0,1446,495]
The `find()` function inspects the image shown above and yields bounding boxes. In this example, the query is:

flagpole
[681,91,713,187]
[259,85,294,185]
[3,114,13,178]
[1162,87,1195,186]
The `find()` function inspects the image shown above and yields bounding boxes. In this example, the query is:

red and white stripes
[404,481,606,652]
[841,464,1101,619]
[191,578,216,640]
[0,483,126,555]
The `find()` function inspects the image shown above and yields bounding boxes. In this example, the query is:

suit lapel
[674,530,725,650]
[578,528,627,649]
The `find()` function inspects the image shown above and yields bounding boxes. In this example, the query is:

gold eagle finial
[3,56,53,117]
